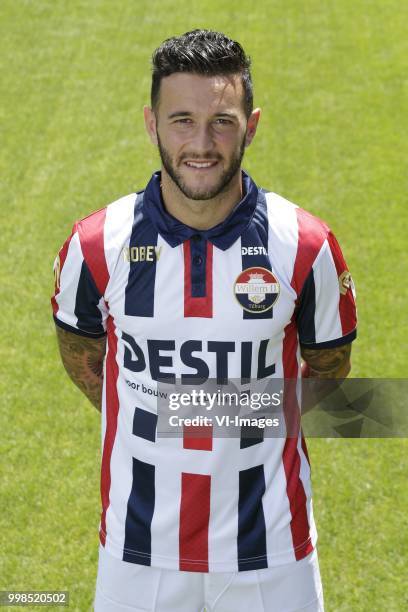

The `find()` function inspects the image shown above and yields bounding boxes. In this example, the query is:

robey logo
[123,246,162,263]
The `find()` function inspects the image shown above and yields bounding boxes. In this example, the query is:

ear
[245,108,261,147]
[144,105,158,145]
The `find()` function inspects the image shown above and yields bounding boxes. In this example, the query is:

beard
[157,133,246,201]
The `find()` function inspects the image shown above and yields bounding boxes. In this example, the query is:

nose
[191,122,215,154]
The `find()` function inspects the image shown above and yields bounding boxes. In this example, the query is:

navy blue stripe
[241,192,273,320]
[132,407,157,442]
[123,457,155,565]
[240,341,252,384]
[125,194,158,317]
[300,328,357,349]
[240,423,264,448]
[190,236,207,298]
[257,339,276,379]
[296,268,316,344]
[238,464,268,570]
[74,260,105,334]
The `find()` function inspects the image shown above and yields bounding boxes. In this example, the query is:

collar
[142,170,259,251]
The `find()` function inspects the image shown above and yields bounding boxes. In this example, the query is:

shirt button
[193,255,203,266]
[191,234,201,242]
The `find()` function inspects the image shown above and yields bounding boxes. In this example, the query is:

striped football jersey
[51,170,357,572]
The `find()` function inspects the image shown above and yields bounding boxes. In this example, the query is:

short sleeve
[51,225,108,337]
[296,231,357,349]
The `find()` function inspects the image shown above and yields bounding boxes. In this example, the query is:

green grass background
[1,0,407,610]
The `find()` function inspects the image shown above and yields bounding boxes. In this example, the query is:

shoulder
[264,191,330,239]
[263,190,330,255]
[260,189,334,295]
[70,193,140,294]
[75,193,138,240]
[72,192,146,262]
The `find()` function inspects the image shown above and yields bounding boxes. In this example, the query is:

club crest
[234,267,280,313]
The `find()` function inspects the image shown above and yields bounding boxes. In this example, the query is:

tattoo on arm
[300,343,352,414]
[55,326,107,411]
[301,343,352,378]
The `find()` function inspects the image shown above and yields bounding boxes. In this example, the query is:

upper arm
[51,223,108,339]
[296,230,357,375]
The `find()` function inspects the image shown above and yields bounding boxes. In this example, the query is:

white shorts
[94,545,324,612]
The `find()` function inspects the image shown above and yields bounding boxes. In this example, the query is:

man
[52,30,356,612]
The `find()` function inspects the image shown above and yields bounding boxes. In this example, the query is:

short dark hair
[151,29,253,118]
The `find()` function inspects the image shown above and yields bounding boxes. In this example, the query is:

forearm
[301,344,352,414]
[301,345,351,379]
[55,326,106,411]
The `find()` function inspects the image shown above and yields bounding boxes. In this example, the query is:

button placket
[190,235,207,298]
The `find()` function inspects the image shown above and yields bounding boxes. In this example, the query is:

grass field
[1,1,407,610]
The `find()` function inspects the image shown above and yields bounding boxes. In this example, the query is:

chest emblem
[234,267,280,313]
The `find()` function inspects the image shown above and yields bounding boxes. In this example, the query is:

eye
[174,118,192,124]
[215,118,233,125]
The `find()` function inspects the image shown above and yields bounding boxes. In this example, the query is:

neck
[160,169,243,230]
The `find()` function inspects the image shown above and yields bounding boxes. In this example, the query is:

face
[144,73,260,201]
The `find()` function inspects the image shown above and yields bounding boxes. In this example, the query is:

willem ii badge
[234,267,280,313]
